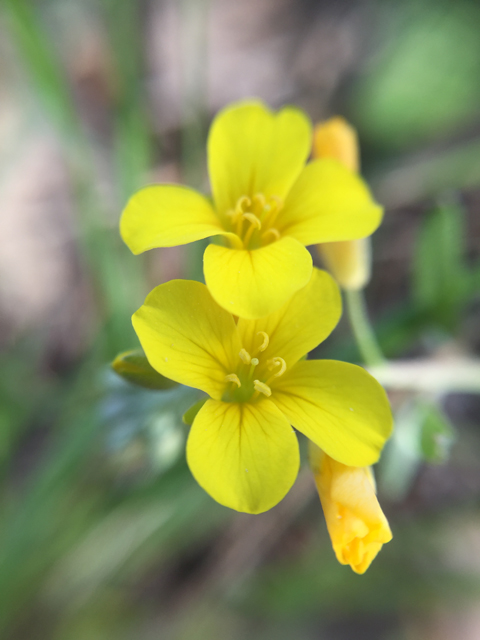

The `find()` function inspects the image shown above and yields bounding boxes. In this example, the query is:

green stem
[345,289,385,366]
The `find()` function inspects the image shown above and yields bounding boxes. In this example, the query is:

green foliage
[412,199,471,329]
[420,403,456,464]
[2,0,78,137]
[379,398,456,500]
[353,0,480,149]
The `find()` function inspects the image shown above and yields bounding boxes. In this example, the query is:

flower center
[225,193,283,250]
[222,331,287,403]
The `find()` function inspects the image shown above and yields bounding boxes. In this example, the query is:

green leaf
[352,0,480,149]
[378,397,455,499]
[111,350,178,391]
[3,0,79,138]
[412,199,469,328]
[420,404,456,463]
[182,398,208,425]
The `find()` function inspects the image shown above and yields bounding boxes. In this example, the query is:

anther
[241,213,262,229]
[239,348,252,364]
[233,196,252,236]
[256,331,269,353]
[242,213,262,248]
[253,380,272,397]
[266,357,287,386]
[235,196,251,215]
[261,228,281,243]
[225,373,241,388]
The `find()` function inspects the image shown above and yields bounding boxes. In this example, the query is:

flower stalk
[345,288,385,367]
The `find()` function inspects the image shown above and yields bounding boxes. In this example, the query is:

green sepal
[111,349,178,390]
[182,398,208,425]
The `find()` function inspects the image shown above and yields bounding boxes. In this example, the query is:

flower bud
[314,117,371,290]
[309,444,392,574]
[313,116,359,173]
[112,349,178,390]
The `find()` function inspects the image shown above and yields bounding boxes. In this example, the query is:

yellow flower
[313,117,372,290]
[309,443,392,574]
[121,101,383,319]
[132,268,393,514]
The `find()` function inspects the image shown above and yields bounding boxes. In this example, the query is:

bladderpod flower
[309,443,392,574]
[121,101,383,319]
[132,268,393,513]
[313,116,372,290]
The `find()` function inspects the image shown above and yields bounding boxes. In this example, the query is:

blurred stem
[369,357,480,394]
[345,289,385,366]
[180,0,210,280]
[179,0,209,188]
[4,0,146,355]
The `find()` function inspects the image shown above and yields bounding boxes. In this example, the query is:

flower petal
[186,398,300,513]
[132,280,242,399]
[204,237,312,319]
[277,159,383,246]
[121,185,233,254]
[208,100,312,216]
[237,267,341,369]
[271,360,393,466]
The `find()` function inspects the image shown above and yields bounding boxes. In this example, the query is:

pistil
[249,357,259,378]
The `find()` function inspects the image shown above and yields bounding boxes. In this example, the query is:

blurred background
[1,0,480,638]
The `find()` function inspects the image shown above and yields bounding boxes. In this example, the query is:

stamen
[252,193,266,214]
[235,196,251,215]
[253,380,272,397]
[234,196,252,235]
[225,373,241,388]
[239,348,252,364]
[256,331,269,353]
[241,213,262,229]
[261,228,281,243]
[241,213,262,248]
[266,357,287,385]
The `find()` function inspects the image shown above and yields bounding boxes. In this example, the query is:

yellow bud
[313,117,372,290]
[313,116,359,173]
[319,237,371,291]
[309,444,392,574]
